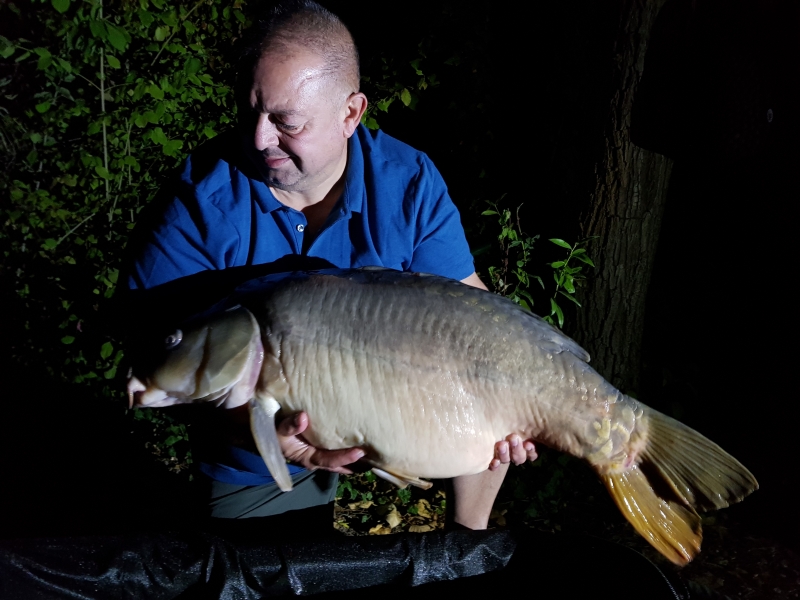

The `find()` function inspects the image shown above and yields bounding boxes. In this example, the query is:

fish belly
[253,272,618,478]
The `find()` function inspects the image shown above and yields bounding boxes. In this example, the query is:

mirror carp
[127,269,757,565]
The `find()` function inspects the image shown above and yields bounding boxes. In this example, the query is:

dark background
[2,0,798,554]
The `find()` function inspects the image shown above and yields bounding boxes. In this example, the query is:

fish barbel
[127,269,757,565]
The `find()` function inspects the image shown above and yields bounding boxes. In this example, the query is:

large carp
[127,269,757,565]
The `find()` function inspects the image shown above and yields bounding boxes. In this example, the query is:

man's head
[237,1,367,193]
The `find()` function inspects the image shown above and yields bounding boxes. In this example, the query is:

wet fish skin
[127,268,758,565]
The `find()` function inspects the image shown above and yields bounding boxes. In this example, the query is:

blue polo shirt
[129,124,476,486]
[129,124,475,290]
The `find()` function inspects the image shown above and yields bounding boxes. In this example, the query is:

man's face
[243,49,351,192]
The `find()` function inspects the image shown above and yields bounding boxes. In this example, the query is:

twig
[150,0,205,67]
[54,212,95,247]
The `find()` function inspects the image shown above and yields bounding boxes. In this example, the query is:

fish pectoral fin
[371,467,432,490]
[249,396,293,493]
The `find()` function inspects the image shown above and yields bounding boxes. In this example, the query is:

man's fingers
[508,435,527,465]
[524,441,538,462]
[495,440,510,463]
[277,412,308,437]
[309,447,365,471]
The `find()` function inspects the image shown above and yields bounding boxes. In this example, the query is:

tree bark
[574,0,673,394]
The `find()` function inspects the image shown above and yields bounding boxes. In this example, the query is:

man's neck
[270,149,348,238]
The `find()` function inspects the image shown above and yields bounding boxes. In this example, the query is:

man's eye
[277,122,299,132]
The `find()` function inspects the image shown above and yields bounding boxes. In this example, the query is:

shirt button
[296,224,305,233]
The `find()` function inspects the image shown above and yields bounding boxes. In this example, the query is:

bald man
[129,0,536,530]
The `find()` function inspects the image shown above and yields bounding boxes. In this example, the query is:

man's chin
[254,164,303,190]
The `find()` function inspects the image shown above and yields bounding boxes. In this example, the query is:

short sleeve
[127,165,240,291]
[408,155,476,280]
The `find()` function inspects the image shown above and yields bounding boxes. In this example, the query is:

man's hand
[277,411,365,473]
[488,434,538,471]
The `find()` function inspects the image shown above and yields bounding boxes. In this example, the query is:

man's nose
[254,114,279,151]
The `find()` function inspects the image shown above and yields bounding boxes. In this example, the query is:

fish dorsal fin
[515,306,591,363]
[249,396,293,492]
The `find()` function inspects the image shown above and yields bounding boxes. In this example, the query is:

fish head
[127,305,264,409]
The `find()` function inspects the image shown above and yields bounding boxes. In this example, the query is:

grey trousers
[207,469,339,519]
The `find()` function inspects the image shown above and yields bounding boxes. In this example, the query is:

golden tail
[600,409,758,565]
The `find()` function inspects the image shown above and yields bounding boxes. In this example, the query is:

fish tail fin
[601,466,703,565]
[600,408,758,565]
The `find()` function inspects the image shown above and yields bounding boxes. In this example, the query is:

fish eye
[164,330,183,349]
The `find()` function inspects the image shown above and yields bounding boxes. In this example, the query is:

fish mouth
[127,375,236,409]
[127,375,188,409]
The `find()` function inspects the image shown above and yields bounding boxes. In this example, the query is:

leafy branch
[542,237,597,328]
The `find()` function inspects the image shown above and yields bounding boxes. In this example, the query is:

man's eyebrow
[251,100,304,116]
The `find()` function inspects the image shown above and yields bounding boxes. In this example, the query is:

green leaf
[558,290,582,307]
[107,55,121,68]
[51,0,70,13]
[56,58,72,72]
[154,26,170,42]
[550,261,565,268]
[0,44,14,59]
[61,335,75,345]
[481,210,499,216]
[549,238,572,250]
[139,9,154,27]
[148,84,164,100]
[400,88,411,106]
[37,54,52,70]
[100,341,113,359]
[106,23,130,52]
[574,254,595,267]
[364,116,379,130]
[103,365,117,379]
[150,127,168,144]
[162,139,183,156]
[563,276,576,293]
[89,20,107,40]
[184,57,201,75]
[549,299,564,328]
[376,98,393,112]
[94,165,112,179]
[35,101,51,113]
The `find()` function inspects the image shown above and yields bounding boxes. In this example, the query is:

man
[129,0,536,530]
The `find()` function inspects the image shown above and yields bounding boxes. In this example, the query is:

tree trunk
[574,0,673,394]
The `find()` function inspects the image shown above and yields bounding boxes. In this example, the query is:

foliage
[481,198,596,329]
[335,470,446,535]
[0,0,243,389]
[543,236,596,328]
[360,46,439,131]
[0,0,246,469]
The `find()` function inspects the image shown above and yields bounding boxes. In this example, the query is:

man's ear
[342,92,368,138]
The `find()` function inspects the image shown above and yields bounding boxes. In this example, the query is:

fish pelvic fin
[600,408,758,565]
[371,467,433,490]
[249,396,293,493]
